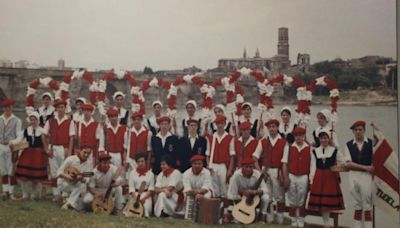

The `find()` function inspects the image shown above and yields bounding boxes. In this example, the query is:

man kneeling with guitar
[227,157,268,224]
[83,152,124,214]
[57,144,94,210]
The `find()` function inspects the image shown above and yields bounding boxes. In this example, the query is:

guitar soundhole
[245,198,254,206]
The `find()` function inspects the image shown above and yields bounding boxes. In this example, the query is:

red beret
[241,157,255,166]
[131,111,144,119]
[239,121,252,130]
[81,103,94,111]
[186,118,199,125]
[292,127,306,135]
[106,108,119,117]
[157,116,171,124]
[350,120,366,130]
[214,114,227,123]
[0,99,15,107]
[265,118,280,127]
[98,152,111,161]
[53,99,67,107]
[190,155,205,163]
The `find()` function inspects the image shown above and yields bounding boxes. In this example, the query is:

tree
[143,66,153,74]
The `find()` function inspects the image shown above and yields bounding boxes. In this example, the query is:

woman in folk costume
[112,91,129,125]
[278,106,296,145]
[205,114,235,198]
[43,99,75,202]
[125,111,152,171]
[281,127,311,228]
[234,121,259,169]
[253,118,288,224]
[151,116,179,175]
[0,99,22,200]
[178,100,203,137]
[126,152,155,217]
[208,104,232,135]
[37,92,55,127]
[144,100,163,136]
[104,108,127,168]
[343,120,375,228]
[308,129,345,228]
[177,118,207,172]
[76,103,104,166]
[238,102,262,138]
[154,155,183,217]
[312,109,339,147]
[11,112,47,200]
[72,97,86,123]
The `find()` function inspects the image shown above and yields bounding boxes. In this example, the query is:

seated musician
[57,145,93,210]
[226,157,268,222]
[127,152,155,217]
[83,152,124,212]
[154,155,183,217]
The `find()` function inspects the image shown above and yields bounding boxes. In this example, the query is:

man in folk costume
[312,109,339,147]
[226,157,269,222]
[0,99,22,200]
[43,99,75,202]
[11,112,48,200]
[57,145,93,210]
[151,116,179,175]
[76,103,104,166]
[278,107,296,145]
[343,120,375,228]
[37,92,55,127]
[281,127,311,228]
[154,155,183,217]
[113,91,129,125]
[178,118,207,172]
[208,104,232,135]
[105,108,127,168]
[234,121,259,169]
[72,97,86,123]
[126,152,155,217]
[183,155,213,218]
[83,152,124,212]
[178,100,203,137]
[308,129,345,228]
[144,100,163,136]
[238,102,262,138]
[125,111,152,171]
[253,118,288,224]
[206,114,235,198]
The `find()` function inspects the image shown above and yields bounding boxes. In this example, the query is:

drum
[196,197,223,224]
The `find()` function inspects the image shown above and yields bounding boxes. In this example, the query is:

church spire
[243,48,247,59]
[255,47,260,58]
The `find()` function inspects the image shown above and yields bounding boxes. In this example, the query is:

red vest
[129,129,149,158]
[207,134,233,165]
[288,145,311,175]
[235,138,258,166]
[260,137,287,168]
[78,121,99,151]
[107,125,127,153]
[50,118,72,147]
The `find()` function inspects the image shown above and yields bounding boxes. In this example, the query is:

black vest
[210,122,231,134]
[346,138,373,165]
[279,123,297,145]
[147,119,159,136]
[24,128,43,148]
[238,119,258,138]
[182,118,202,137]
[177,136,207,172]
[151,134,179,175]
[37,108,54,126]
[119,110,129,125]
[312,148,337,169]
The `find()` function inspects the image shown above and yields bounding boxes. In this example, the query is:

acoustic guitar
[64,166,94,184]
[232,169,267,224]
[91,167,122,215]
[125,181,146,218]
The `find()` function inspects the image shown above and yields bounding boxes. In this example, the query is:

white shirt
[178,113,204,137]
[124,125,152,152]
[77,118,104,151]
[43,114,75,136]
[156,131,172,148]
[188,134,199,149]
[182,168,213,193]
[309,145,346,184]
[72,111,83,122]
[227,169,268,200]
[279,121,295,136]
[205,131,235,156]
[38,105,55,118]
[281,142,308,163]
[0,113,22,132]
[144,115,161,132]
[253,134,284,159]
[343,137,370,162]
[89,164,122,191]
[155,169,183,192]
[57,155,93,178]
[128,169,155,193]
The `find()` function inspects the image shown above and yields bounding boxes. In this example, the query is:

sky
[0,0,396,71]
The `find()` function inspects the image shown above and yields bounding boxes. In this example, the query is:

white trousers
[83,186,124,210]
[286,174,308,207]
[0,144,15,193]
[154,192,178,217]
[210,163,227,198]
[349,171,373,211]
[49,145,65,178]
[109,153,122,167]
[266,168,285,203]
[58,178,87,210]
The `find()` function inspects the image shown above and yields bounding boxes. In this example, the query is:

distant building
[58,58,65,69]
[0,59,13,68]
[14,60,29,68]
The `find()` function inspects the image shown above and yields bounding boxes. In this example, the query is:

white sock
[354,220,362,228]
[20,182,29,198]
[8,184,14,194]
[52,187,60,196]
[31,183,38,198]
[2,184,9,193]
[322,212,330,225]
[276,213,284,224]
[364,221,373,228]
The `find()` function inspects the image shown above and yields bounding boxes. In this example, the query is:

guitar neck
[252,171,265,190]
